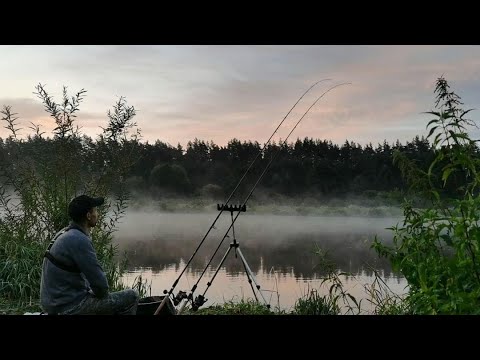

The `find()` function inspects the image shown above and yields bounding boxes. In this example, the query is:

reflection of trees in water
[232,232,396,278]
[119,230,398,279]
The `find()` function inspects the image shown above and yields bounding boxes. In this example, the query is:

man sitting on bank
[40,195,139,315]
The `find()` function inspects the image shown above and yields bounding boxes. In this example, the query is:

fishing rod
[179,81,352,313]
[153,79,331,315]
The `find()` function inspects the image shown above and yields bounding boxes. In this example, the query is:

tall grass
[289,248,359,315]
[0,84,142,305]
[294,288,340,315]
[363,267,410,315]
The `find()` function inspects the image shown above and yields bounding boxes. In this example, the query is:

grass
[0,296,279,315]
[293,289,340,315]
[362,267,411,315]
[184,299,278,315]
[1,284,408,315]
[0,297,42,315]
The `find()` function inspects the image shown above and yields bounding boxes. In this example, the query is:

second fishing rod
[153,79,332,315]
[178,81,352,312]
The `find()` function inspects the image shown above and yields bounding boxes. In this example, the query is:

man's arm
[71,235,109,298]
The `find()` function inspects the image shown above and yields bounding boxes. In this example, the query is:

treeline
[0,134,447,200]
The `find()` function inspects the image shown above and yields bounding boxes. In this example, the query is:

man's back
[40,226,109,315]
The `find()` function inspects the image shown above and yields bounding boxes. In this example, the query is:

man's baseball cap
[68,195,105,220]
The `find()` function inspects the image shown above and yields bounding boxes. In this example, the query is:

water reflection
[114,212,407,312]
[119,232,396,279]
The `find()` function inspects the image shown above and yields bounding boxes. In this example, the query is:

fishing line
[154,79,344,314]
[183,82,352,310]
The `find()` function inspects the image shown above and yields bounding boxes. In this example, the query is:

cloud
[1,45,480,147]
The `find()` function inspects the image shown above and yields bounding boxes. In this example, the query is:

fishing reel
[191,295,207,311]
[174,291,188,306]
[163,289,188,306]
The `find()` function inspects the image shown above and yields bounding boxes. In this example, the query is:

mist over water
[113,209,407,312]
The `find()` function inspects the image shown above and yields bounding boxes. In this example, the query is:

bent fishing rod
[153,79,332,315]
[176,81,352,313]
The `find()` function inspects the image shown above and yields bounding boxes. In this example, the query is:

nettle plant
[0,84,142,302]
[373,76,480,314]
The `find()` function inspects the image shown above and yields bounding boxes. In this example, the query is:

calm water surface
[114,211,408,313]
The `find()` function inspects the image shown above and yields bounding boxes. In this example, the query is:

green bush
[373,76,480,314]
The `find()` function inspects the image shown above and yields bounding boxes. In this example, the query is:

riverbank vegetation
[1,76,479,315]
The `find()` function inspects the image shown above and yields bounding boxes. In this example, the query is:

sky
[1,45,479,149]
